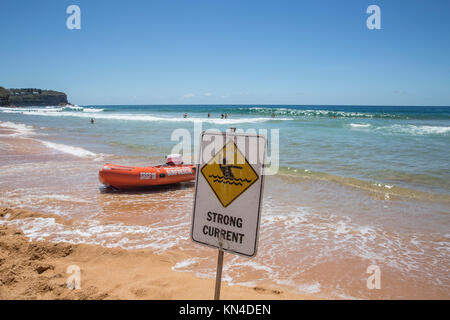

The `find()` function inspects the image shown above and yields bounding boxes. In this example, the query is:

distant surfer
[90,118,94,124]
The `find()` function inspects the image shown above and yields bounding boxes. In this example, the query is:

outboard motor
[165,154,183,166]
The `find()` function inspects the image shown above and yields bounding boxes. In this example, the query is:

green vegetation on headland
[0,87,10,106]
[0,87,69,106]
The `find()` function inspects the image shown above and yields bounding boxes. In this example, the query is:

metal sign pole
[214,249,224,300]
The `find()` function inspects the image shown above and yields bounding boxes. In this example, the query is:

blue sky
[1,0,449,106]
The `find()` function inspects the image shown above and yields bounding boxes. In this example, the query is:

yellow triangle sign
[201,141,259,207]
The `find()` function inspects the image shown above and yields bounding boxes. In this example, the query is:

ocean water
[0,104,449,299]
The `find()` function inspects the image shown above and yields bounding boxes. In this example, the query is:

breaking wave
[0,107,290,124]
[376,124,450,136]
[236,106,450,120]
[349,123,371,128]
[0,121,36,137]
[0,105,104,113]
[348,122,450,136]
[35,139,102,160]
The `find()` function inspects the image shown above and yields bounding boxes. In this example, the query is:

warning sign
[191,131,266,257]
[201,141,259,208]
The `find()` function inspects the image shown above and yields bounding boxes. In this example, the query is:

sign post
[214,249,224,300]
[191,130,267,299]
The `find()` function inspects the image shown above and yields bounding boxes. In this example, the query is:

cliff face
[8,88,68,106]
[0,87,10,106]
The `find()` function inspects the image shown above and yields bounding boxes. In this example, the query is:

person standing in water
[184,113,187,118]
[207,113,210,118]
[90,118,94,124]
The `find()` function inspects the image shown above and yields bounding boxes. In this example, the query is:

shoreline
[0,206,313,300]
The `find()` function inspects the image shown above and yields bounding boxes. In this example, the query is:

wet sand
[0,207,310,300]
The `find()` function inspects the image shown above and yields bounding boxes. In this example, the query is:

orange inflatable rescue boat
[99,154,196,189]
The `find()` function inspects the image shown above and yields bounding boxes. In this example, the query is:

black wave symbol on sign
[212,179,243,186]
[208,174,252,183]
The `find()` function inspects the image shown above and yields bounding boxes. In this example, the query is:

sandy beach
[0,206,310,300]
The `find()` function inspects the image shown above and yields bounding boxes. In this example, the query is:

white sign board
[191,131,266,257]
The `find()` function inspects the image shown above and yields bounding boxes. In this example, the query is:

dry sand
[0,207,312,300]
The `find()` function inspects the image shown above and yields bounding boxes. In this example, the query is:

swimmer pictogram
[201,141,259,207]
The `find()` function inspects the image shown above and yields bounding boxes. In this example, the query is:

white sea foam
[349,123,371,128]
[172,258,204,271]
[38,194,89,203]
[336,293,360,300]
[373,183,394,189]
[0,105,103,113]
[348,122,450,136]
[62,105,83,111]
[0,121,36,137]
[36,140,98,158]
[273,278,322,294]
[357,225,375,235]
[377,124,450,136]
[4,193,88,204]
[227,260,274,273]
[0,216,190,252]
[347,123,450,136]
[83,108,104,112]
[295,281,321,294]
